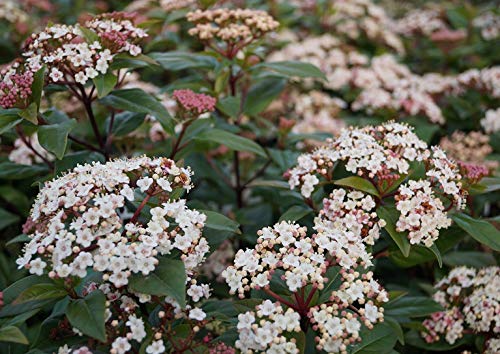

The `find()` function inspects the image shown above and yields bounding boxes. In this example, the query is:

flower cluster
[473,11,500,40]
[481,108,500,134]
[172,89,217,116]
[288,123,469,248]
[325,0,404,53]
[288,122,429,197]
[8,132,52,165]
[224,217,389,353]
[187,8,279,57]
[0,1,28,25]
[236,300,301,353]
[309,270,387,353]
[223,221,327,296]
[314,189,384,269]
[0,62,34,109]
[395,9,450,37]
[440,131,497,171]
[17,156,197,284]
[160,0,197,12]
[422,266,500,350]
[22,12,147,86]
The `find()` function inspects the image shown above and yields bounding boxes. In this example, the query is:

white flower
[146,340,165,354]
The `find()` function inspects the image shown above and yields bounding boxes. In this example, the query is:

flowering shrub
[0,1,498,353]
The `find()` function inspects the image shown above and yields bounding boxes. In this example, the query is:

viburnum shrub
[0,1,498,354]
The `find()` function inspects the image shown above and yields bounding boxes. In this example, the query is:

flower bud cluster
[440,131,497,171]
[288,122,429,198]
[22,12,147,85]
[172,89,217,115]
[472,11,499,40]
[235,300,301,353]
[187,8,279,44]
[310,270,387,353]
[16,156,200,288]
[222,221,327,296]
[481,108,500,134]
[422,266,500,346]
[0,62,34,109]
[314,189,385,269]
[325,0,404,53]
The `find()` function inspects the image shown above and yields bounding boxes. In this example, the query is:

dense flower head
[481,107,500,134]
[160,0,197,12]
[172,89,217,115]
[440,131,497,171]
[310,270,387,353]
[314,189,385,269]
[422,266,500,347]
[22,12,147,85]
[17,156,200,285]
[187,8,279,53]
[325,0,404,53]
[395,9,450,37]
[473,11,500,40]
[236,300,301,352]
[0,1,28,24]
[287,122,468,248]
[0,62,34,109]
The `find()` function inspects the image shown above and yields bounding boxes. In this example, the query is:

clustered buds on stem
[421,266,499,354]
[287,122,468,248]
[0,61,34,108]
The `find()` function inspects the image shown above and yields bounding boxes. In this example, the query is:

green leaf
[38,119,77,159]
[0,208,20,230]
[0,162,48,180]
[351,323,397,354]
[66,290,106,342]
[109,112,146,136]
[31,66,46,109]
[334,176,380,196]
[0,108,22,134]
[149,52,217,71]
[469,177,500,195]
[6,234,30,246]
[247,180,291,189]
[429,244,442,268]
[377,205,411,257]
[195,129,267,157]
[384,296,442,317]
[384,317,404,345]
[93,72,117,98]
[443,251,497,268]
[279,205,313,222]
[253,61,326,80]
[243,77,286,116]
[19,102,38,124]
[109,53,159,70]
[0,325,29,345]
[100,88,175,134]
[128,257,187,308]
[405,330,473,351]
[217,96,240,118]
[451,213,500,251]
[201,210,241,234]
[14,283,67,304]
[78,25,99,42]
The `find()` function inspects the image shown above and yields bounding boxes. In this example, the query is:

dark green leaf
[109,112,146,136]
[31,67,46,109]
[217,96,240,118]
[385,317,405,345]
[0,109,22,134]
[14,283,67,304]
[38,119,77,159]
[201,210,241,234]
[128,257,187,308]
[351,323,397,354]
[443,251,497,268]
[334,176,380,196]
[0,325,29,345]
[253,61,326,80]
[279,205,313,222]
[0,208,20,230]
[384,296,442,317]
[195,129,267,157]
[149,52,217,71]
[19,103,38,125]
[66,290,106,342]
[78,25,99,42]
[0,162,48,180]
[93,72,117,98]
[100,88,175,134]
[243,77,286,116]
[377,206,411,257]
[405,330,473,351]
[451,213,500,251]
